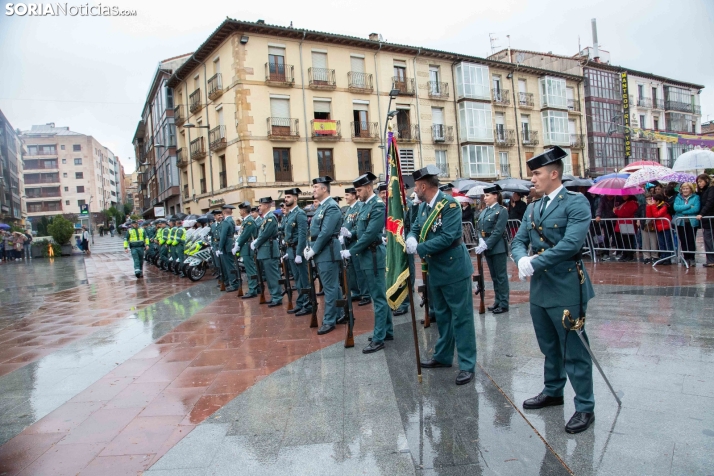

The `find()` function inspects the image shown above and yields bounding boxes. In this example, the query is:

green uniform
[343,201,368,300]
[124,227,149,276]
[511,187,596,413]
[172,226,187,272]
[166,226,175,268]
[351,195,391,343]
[210,221,222,278]
[309,197,343,327]
[409,191,477,372]
[477,204,510,310]
[145,226,156,259]
[237,216,259,295]
[218,216,239,289]
[284,206,309,310]
[158,227,170,267]
[254,211,282,304]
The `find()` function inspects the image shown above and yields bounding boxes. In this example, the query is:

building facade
[20,124,124,230]
[124,172,140,216]
[0,109,25,226]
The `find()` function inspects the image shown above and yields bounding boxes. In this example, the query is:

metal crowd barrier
[587,217,683,267]
[671,216,714,269]
[462,221,479,251]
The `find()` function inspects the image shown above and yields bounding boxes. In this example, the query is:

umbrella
[453,195,473,204]
[589,177,644,196]
[672,149,714,171]
[450,178,491,192]
[495,178,532,194]
[624,166,673,188]
[593,173,630,183]
[0,223,10,230]
[619,161,661,173]
[465,186,485,198]
[659,172,697,183]
[562,175,594,187]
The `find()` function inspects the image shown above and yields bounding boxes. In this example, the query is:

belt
[367,241,382,276]
[429,238,463,257]
[481,231,491,237]
[129,243,145,248]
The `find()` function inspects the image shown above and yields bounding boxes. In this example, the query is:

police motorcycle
[175,215,202,277]
[183,215,215,282]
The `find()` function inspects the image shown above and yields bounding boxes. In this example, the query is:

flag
[312,119,337,136]
[385,131,410,310]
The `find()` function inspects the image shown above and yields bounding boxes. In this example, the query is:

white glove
[250,240,257,250]
[479,238,487,249]
[215,250,222,257]
[304,247,315,260]
[338,235,344,245]
[406,236,418,255]
[518,256,535,280]
[281,253,289,262]
[475,244,486,255]
[295,255,303,264]
[340,250,351,260]
[231,242,239,254]
[382,236,387,245]
[340,227,352,238]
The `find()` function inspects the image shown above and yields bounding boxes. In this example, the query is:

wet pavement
[0,243,713,475]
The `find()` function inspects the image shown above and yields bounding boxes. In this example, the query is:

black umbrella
[451,178,491,192]
[495,178,532,194]
[562,175,594,187]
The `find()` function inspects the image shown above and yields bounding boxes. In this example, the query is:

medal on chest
[431,215,442,233]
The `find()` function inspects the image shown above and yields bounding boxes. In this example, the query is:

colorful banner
[312,119,337,135]
[384,131,410,310]
[621,72,631,160]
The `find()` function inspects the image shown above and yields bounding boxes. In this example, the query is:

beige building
[124,172,140,216]
[20,124,124,230]
[166,19,587,211]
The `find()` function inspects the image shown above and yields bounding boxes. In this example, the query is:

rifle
[337,242,354,348]
[299,257,319,328]
[278,232,293,311]
[417,269,431,328]
[473,253,486,314]
[250,251,266,304]
[233,253,244,297]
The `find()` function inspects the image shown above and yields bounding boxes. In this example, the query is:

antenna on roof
[489,33,500,55]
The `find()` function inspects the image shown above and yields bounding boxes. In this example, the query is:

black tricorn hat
[210,209,223,215]
[238,201,251,210]
[439,183,454,192]
[527,146,567,171]
[221,204,236,210]
[312,176,333,185]
[345,187,357,194]
[283,188,301,196]
[483,184,502,194]
[377,182,388,192]
[412,165,441,181]
[353,172,377,188]
[334,196,343,202]
[402,175,415,189]
[258,197,273,204]
[250,206,259,212]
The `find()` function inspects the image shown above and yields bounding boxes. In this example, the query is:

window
[429,66,440,94]
[78,199,86,207]
[350,56,367,87]
[64,186,68,192]
[541,110,569,145]
[639,115,646,129]
[313,99,331,120]
[74,158,82,165]
[61,158,67,164]
[540,76,567,108]
[399,149,415,174]
[432,107,445,140]
[638,84,645,101]
[586,100,623,134]
[455,62,490,100]
[435,150,448,177]
[353,102,370,137]
[499,151,509,177]
[561,149,574,176]
[652,87,658,104]
[76,172,83,179]
[462,145,496,177]
[268,46,286,81]
[66,200,70,205]
[357,149,372,175]
[653,118,659,131]
[73,144,81,151]
[317,149,335,177]
[521,115,531,142]
[61,145,65,150]
[219,155,227,188]
[393,61,408,93]
[459,102,494,142]
[166,87,174,110]
[63,172,68,178]
[311,51,329,83]
[273,148,292,182]
[495,113,505,140]
[584,68,621,101]
[665,112,695,133]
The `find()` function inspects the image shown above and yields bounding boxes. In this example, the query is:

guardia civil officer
[406,165,477,385]
[235,202,259,298]
[251,197,283,307]
[341,187,369,304]
[217,204,240,292]
[393,181,417,317]
[511,146,596,434]
[252,206,263,226]
[475,184,510,314]
[282,189,310,315]
[342,172,391,353]
[210,210,223,279]
[124,220,150,278]
[304,176,342,335]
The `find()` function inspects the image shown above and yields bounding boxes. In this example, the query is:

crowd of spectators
[0,230,32,263]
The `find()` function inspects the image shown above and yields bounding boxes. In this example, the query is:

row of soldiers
[123,214,192,278]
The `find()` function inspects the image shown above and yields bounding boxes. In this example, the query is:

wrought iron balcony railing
[311,120,341,141]
[190,137,207,160]
[207,73,223,100]
[397,125,420,143]
[209,125,226,151]
[570,134,585,148]
[189,88,202,113]
[393,77,415,95]
[265,63,295,86]
[174,105,185,125]
[518,92,534,108]
[494,129,516,147]
[431,125,454,143]
[522,130,539,146]
[267,118,300,140]
[492,89,510,106]
[567,99,581,112]
[308,68,336,89]
[176,148,187,167]
[665,100,701,114]
[427,81,449,100]
[350,121,380,142]
[348,72,373,93]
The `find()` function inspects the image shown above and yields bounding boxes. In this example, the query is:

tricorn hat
[483,184,502,194]
[377,182,388,192]
[283,188,301,196]
[250,206,259,212]
[345,187,357,194]
[312,176,333,185]
[210,209,223,215]
[258,197,273,204]
[353,172,377,188]
[221,204,236,210]
[439,183,453,192]
[238,201,251,210]
[527,146,567,171]
[412,165,441,182]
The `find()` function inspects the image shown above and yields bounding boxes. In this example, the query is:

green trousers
[261,257,282,304]
[242,251,258,294]
[485,252,510,309]
[316,260,340,326]
[174,244,185,268]
[212,242,222,279]
[360,266,392,343]
[530,303,594,413]
[288,249,308,309]
[221,252,240,288]
[130,247,144,275]
[159,244,169,267]
[430,276,477,372]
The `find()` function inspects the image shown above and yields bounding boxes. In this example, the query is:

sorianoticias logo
[5,3,137,16]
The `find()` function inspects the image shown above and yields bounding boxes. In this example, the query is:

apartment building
[124,172,140,216]
[0,109,25,226]
[20,123,124,230]
[132,53,192,218]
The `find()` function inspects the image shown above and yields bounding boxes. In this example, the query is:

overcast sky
[1,0,712,174]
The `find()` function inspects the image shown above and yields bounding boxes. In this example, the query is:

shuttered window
[350,56,365,73]
[270,98,290,118]
[268,46,285,57]
[312,52,327,69]
[352,101,369,112]
[313,100,331,114]
[399,149,415,173]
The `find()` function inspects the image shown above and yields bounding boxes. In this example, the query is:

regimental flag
[385,131,410,310]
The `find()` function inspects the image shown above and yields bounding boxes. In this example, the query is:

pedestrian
[461,201,475,225]
[251,198,282,304]
[81,226,90,255]
[696,174,714,267]
[0,231,5,262]
[674,182,700,266]
[647,193,675,264]
[508,191,527,221]
[512,146,596,434]
[109,223,115,237]
[123,220,149,278]
[595,195,616,260]
[640,192,660,264]
[23,230,32,260]
[612,195,638,261]
[476,184,510,314]
[340,187,369,308]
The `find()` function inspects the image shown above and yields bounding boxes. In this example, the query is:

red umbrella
[588,177,644,196]
[619,161,661,173]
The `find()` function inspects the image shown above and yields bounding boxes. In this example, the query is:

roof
[21,124,84,136]
[167,18,583,88]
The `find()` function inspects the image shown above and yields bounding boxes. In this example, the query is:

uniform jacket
[511,189,595,308]
[283,207,308,257]
[210,222,221,243]
[124,228,149,248]
[218,216,235,253]
[477,204,509,256]
[342,201,363,250]
[237,215,258,255]
[350,195,385,270]
[255,211,280,259]
[309,197,342,263]
[408,191,473,285]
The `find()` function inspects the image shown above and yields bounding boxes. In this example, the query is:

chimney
[591,18,600,62]
[46,122,55,127]
[369,33,379,41]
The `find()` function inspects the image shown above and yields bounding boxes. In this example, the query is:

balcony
[431,125,454,143]
[176,148,187,167]
[25,187,61,199]
[183,184,189,199]
[492,89,510,106]
[348,72,373,93]
[267,118,300,141]
[570,134,585,149]
[23,160,58,170]
[494,129,516,147]
[397,125,420,143]
[393,77,415,96]
[665,100,701,114]
[190,137,207,160]
[311,120,341,141]
[189,88,202,114]
[308,68,336,90]
[522,130,539,147]
[24,173,60,185]
[174,105,186,126]
[219,171,227,189]
[265,63,295,87]
[199,178,207,194]
[567,99,581,113]
[351,121,380,142]
[634,96,652,108]
[427,82,449,100]
[209,125,227,151]
[26,201,62,213]
[25,146,57,156]
[518,92,534,108]
[652,98,665,110]
[207,73,223,100]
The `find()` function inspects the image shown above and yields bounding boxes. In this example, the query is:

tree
[123,201,133,216]
[47,215,75,245]
[37,216,53,237]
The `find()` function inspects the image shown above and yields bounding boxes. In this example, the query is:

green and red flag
[385,130,410,310]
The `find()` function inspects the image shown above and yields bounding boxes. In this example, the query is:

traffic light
[80,204,89,215]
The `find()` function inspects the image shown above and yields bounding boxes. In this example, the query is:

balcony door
[312,52,328,84]
[357,149,372,175]
[432,107,444,140]
[396,109,411,140]
[495,113,505,141]
[568,119,576,145]
[394,62,407,93]
[317,149,335,178]
[268,46,286,81]
[353,108,369,137]
[492,75,502,101]
[429,67,440,94]
[270,98,290,135]
[521,115,530,142]
[351,56,366,87]
[273,148,292,182]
